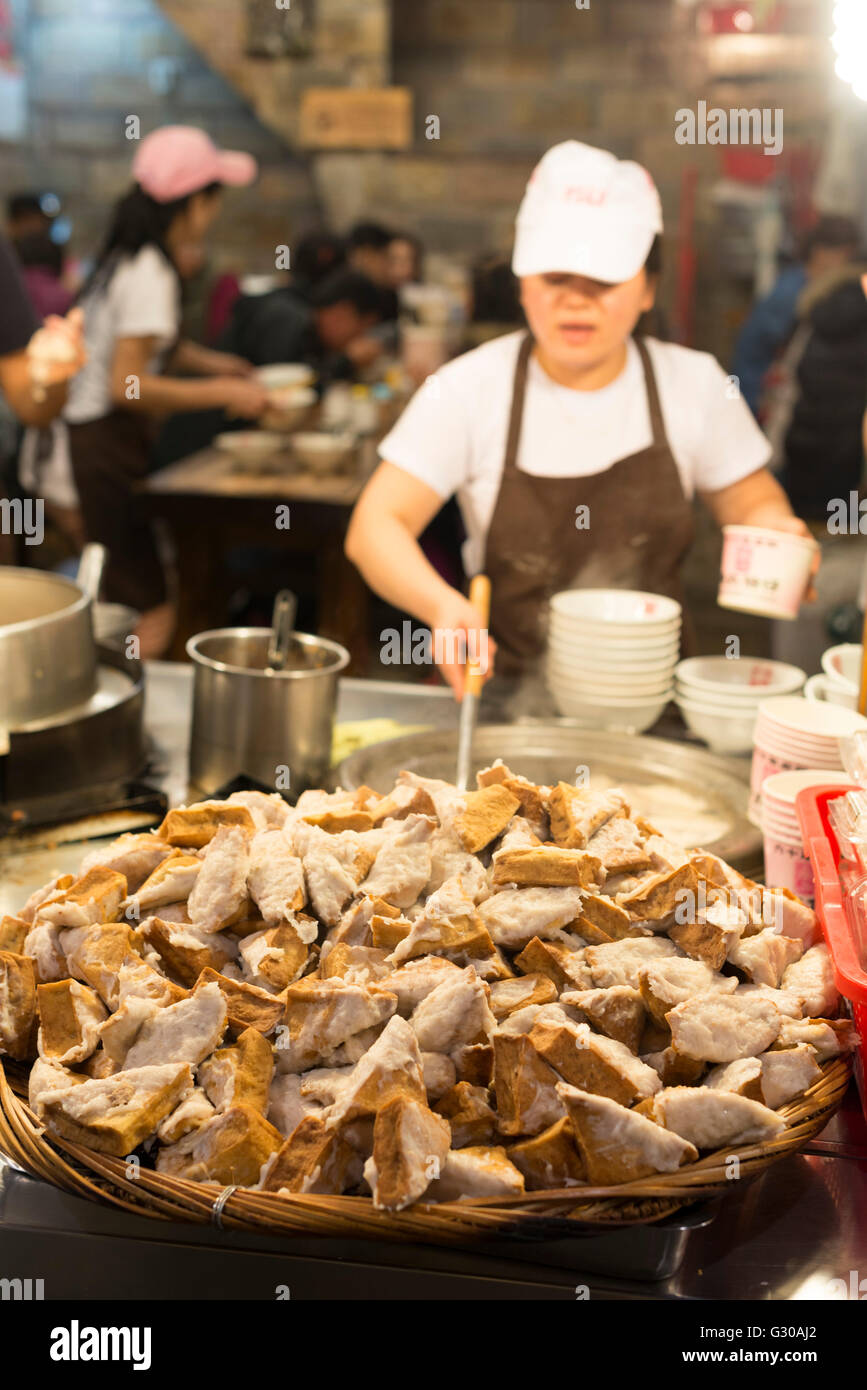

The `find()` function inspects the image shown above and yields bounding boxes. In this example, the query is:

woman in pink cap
[346,140,815,696]
[64,126,269,657]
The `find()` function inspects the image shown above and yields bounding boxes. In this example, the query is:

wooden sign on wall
[299,87,412,149]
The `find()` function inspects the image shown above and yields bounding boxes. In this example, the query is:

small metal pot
[0,568,97,727]
[187,627,349,796]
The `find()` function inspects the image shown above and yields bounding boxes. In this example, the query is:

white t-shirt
[380,332,772,574]
[64,245,181,424]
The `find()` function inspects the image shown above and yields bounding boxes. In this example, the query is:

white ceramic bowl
[548,683,670,732]
[550,588,682,629]
[675,656,805,701]
[804,674,856,710]
[547,665,675,697]
[291,431,356,474]
[549,625,681,654]
[215,431,286,463]
[257,363,316,391]
[820,643,861,694]
[675,695,757,754]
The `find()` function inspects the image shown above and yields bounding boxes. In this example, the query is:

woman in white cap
[346,141,813,693]
[64,126,269,656]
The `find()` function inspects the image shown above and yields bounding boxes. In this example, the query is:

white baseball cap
[512,141,663,284]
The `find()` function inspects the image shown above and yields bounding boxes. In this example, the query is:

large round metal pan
[333,722,761,872]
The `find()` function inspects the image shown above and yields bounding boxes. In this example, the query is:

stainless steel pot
[187,627,349,796]
[0,568,97,727]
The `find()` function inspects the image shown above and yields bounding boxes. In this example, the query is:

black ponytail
[83,180,221,296]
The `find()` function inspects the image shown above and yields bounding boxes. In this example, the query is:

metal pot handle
[76,543,108,603]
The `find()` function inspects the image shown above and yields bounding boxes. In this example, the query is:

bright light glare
[733,9,754,31]
[833,0,867,102]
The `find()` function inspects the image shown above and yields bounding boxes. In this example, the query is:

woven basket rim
[0,1054,850,1248]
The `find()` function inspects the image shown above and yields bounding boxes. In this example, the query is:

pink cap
[132,126,257,204]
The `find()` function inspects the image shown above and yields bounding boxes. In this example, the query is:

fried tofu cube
[642,1046,707,1088]
[513,936,592,992]
[364,1094,451,1210]
[238,922,308,992]
[548,784,627,849]
[37,979,107,1064]
[489,973,558,1021]
[491,845,603,889]
[260,1114,361,1194]
[43,1062,194,1156]
[425,1145,525,1202]
[529,1018,661,1106]
[303,809,375,833]
[667,994,781,1063]
[326,1015,426,1126]
[565,985,646,1054]
[642,1085,786,1148]
[558,1084,698,1183]
[198,1026,274,1115]
[145,917,236,986]
[130,852,201,913]
[0,951,37,1060]
[454,786,520,853]
[492,1033,565,1136]
[669,899,745,970]
[758,1044,822,1109]
[37,867,127,930]
[704,1056,764,1100]
[638,957,738,1026]
[0,914,29,955]
[508,1117,586,1190]
[370,914,411,951]
[452,1042,494,1087]
[618,862,706,927]
[434,1081,498,1147]
[196,968,285,1035]
[728,928,804,988]
[157,1103,283,1185]
[158,802,255,848]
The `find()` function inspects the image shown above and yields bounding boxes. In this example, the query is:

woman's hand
[220,378,270,419]
[27,307,87,394]
[426,587,497,700]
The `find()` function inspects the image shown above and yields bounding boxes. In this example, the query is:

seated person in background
[386,232,424,290]
[222,267,387,377]
[346,221,393,286]
[13,231,74,321]
[290,230,346,299]
[732,215,859,418]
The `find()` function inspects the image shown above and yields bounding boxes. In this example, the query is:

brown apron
[484,334,696,676]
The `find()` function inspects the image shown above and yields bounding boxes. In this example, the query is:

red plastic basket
[796,784,867,1115]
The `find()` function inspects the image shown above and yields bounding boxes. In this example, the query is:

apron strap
[634,336,667,451]
[502,332,535,478]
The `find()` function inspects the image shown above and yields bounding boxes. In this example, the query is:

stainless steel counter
[1,661,866,1300]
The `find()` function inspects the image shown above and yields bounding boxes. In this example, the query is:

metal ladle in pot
[266,589,299,672]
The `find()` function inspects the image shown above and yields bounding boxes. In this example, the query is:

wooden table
[142,443,375,671]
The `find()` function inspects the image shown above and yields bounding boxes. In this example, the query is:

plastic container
[796,783,867,1115]
[718,524,819,620]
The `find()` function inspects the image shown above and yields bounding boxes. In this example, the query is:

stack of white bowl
[546,589,680,732]
[674,656,805,754]
[749,695,867,827]
[761,769,854,906]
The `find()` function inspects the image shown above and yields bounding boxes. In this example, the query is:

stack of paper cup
[761,769,855,905]
[750,696,867,826]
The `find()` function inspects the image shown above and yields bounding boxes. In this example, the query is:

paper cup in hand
[717,524,818,621]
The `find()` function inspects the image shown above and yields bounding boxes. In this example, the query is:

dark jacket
[780,270,867,518]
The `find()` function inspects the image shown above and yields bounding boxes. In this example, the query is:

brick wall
[2,0,320,276]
